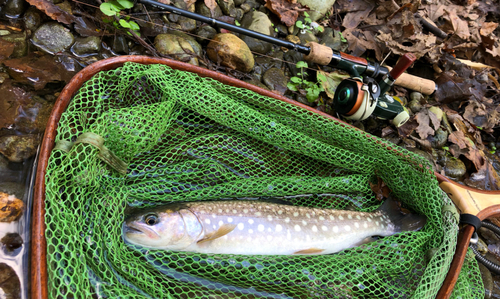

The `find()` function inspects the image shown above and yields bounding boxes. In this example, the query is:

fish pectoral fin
[293,248,325,255]
[197,224,237,244]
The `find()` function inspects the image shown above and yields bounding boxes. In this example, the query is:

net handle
[434,173,500,299]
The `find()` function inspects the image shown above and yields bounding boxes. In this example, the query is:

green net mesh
[44,62,483,298]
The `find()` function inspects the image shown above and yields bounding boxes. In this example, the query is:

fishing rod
[139,0,437,127]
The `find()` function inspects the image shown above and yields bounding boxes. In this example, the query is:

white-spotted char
[123,199,425,255]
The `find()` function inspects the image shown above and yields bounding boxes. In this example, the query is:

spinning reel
[333,53,417,127]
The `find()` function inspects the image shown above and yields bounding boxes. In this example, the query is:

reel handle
[389,53,417,79]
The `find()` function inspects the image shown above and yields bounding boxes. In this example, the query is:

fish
[122,198,426,255]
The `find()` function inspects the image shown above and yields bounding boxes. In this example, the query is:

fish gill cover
[44,62,482,298]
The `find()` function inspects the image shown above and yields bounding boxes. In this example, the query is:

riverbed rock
[196,25,217,43]
[297,0,336,22]
[219,0,237,17]
[23,7,42,31]
[168,30,202,56]
[0,192,23,222]
[240,11,274,54]
[0,135,41,163]
[3,0,27,18]
[408,99,423,113]
[443,157,466,179]
[32,22,74,54]
[2,32,27,58]
[207,33,254,72]
[195,1,223,18]
[0,263,20,299]
[1,233,23,254]
[71,36,100,56]
[245,77,269,90]
[155,34,198,66]
[428,127,448,148]
[263,68,287,94]
[429,106,443,123]
[297,30,318,44]
[320,28,342,51]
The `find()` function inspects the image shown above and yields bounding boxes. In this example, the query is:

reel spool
[333,53,416,127]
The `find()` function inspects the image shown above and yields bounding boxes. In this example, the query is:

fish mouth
[123,224,144,235]
[123,222,160,240]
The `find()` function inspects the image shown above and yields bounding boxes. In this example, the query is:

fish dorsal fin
[293,248,325,255]
[197,224,236,244]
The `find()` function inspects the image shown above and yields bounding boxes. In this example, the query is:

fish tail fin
[376,197,427,233]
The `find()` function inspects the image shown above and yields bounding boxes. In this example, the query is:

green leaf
[306,88,320,102]
[275,27,278,32]
[129,20,140,31]
[296,61,308,69]
[295,20,304,29]
[339,32,347,43]
[235,20,240,26]
[442,146,449,151]
[100,2,120,16]
[287,82,298,91]
[119,19,131,28]
[290,77,302,84]
[304,17,312,24]
[117,0,134,9]
[304,11,309,17]
[317,73,327,83]
[317,26,324,32]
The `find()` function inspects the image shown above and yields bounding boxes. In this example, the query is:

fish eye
[145,214,158,226]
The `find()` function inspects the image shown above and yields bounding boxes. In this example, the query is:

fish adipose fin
[293,248,325,255]
[197,224,236,244]
[378,197,427,232]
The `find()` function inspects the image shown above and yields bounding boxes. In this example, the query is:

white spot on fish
[212,214,216,218]
[248,219,254,224]
[321,225,328,231]
[276,224,283,232]
[218,209,222,213]
[287,231,292,240]
[330,215,335,220]
[348,215,352,219]
[238,223,244,230]
[332,226,339,233]
[233,210,237,213]
[268,228,272,232]
[319,216,325,221]
[205,219,211,224]
[255,212,262,216]
[344,225,351,231]
[278,210,283,215]
[375,221,379,226]
[258,224,265,232]
[367,218,372,222]
[354,223,359,228]
[339,215,344,220]
[243,209,248,213]
[293,212,299,217]
[306,213,311,218]
[364,222,368,228]
[312,225,318,232]
[225,209,229,213]
[267,235,272,241]
[227,217,233,223]
[267,215,273,221]
[356,215,361,220]
[285,217,290,223]
[213,225,216,229]
[294,225,301,232]
[219,220,224,226]
[302,220,307,226]
[248,229,253,234]
[381,224,385,228]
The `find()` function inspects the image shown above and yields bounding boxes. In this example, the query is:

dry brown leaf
[344,29,384,61]
[486,45,500,57]
[0,40,15,60]
[376,32,436,59]
[414,110,434,139]
[463,100,500,132]
[480,22,499,36]
[204,0,217,16]
[445,10,470,40]
[448,130,469,149]
[25,0,75,24]
[264,0,308,27]
[342,1,375,29]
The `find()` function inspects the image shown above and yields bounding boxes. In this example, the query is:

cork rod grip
[386,66,437,95]
[303,42,333,66]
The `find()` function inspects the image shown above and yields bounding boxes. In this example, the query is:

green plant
[100,0,141,36]
[296,12,324,33]
[287,61,326,102]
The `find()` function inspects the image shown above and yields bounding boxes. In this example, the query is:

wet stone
[196,25,217,43]
[0,263,21,299]
[234,0,245,6]
[410,91,424,102]
[23,7,42,31]
[2,32,27,58]
[219,0,237,18]
[0,192,23,222]
[240,11,274,54]
[298,30,318,44]
[195,1,223,18]
[492,274,500,299]
[112,35,129,54]
[1,233,23,255]
[32,22,74,54]
[71,36,101,56]
[155,34,198,66]
[0,134,41,163]
[207,33,254,72]
[443,157,466,179]
[263,68,287,94]
[240,3,252,13]
[245,77,269,90]
[428,127,448,148]
[479,263,493,299]
[320,28,342,51]
[3,0,27,18]
[168,30,202,56]
[408,99,423,113]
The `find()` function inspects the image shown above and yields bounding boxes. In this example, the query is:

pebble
[0,192,23,222]
[479,263,493,299]
[408,99,423,113]
[155,34,198,66]
[262,68,287,93]
[429,106,443,123]
[0,135,41,163]
[71,36,101,57]
[196,25,217,43]
[240,11,274,54]
[1,32,27,58]
[410,91,424,102]
[195,1,223,18]
[219,0,237,18]
[23,7,42,31]
[3,0,27,18]
[168,30,202,56]
[443,157,466,179]
[32,22,75,54]
[0,263,20,299]
[207,33,254,72]
[1,233,23,254]
[428,127,448,148]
